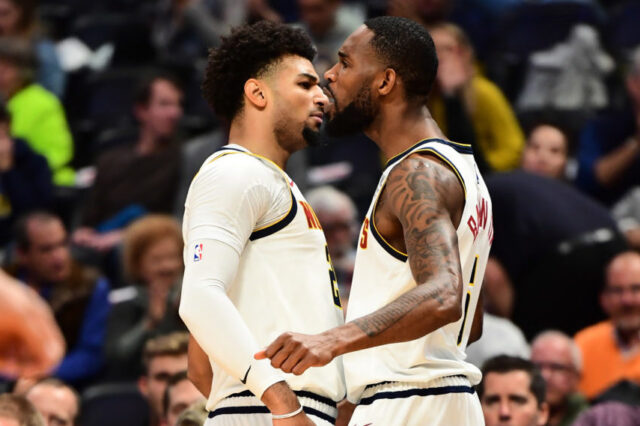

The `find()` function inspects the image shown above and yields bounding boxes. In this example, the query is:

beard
[325,82,377,137]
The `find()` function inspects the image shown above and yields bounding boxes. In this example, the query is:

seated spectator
[0,394,43,426]
[428,22,524,172]
[573,401,640,426]
[485,170,626,339]
[576,46,640,206]
[174,400,207,426]
[0,38,74,186]
[0,104,52,248]
[575,251,640,400]
[294,0,363,73]
[478,355,549,426]
[0,270,64,379]
[0,0,65,97]
[138,332,189,426]
[521,122,571,181]
[465,312,530,368]
[73,74,184,253]
[6,212,110,386]
[104,215,185,381]
[306,185,358,297]
[531,330,589,426]
[162,371,205,426]
[24,378,79,426]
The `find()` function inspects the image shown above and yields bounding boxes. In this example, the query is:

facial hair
[325,82,377,137]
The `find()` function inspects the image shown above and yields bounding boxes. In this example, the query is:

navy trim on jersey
[385,138,473,169]
[358,384,476,406]
[217,146,246,153]
[368,213,408,262]
[249,191,298,241]
[413,147,467,197]
[208,390,337,422]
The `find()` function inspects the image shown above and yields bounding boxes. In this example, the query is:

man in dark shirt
[73,74,183,253]
[486,170,627,339]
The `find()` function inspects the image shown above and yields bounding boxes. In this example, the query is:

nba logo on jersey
[194,243,203,262]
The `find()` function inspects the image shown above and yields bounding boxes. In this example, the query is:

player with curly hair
[179,21,345,426]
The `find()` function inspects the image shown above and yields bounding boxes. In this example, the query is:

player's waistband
[208,390,338,424]
[359,375,475,406]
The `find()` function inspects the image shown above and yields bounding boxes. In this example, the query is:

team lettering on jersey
[359,218,370,249]
[467,196,494,244]
[299,201,322,230]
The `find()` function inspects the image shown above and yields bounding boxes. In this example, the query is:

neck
[547,400,569,426]
[616,326,640,349]
[136,129,161,155]
[228,117,291,170]
[365,104,446,161]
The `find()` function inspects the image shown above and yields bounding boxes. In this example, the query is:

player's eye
[299,81,312,89]
[340,60,348,68]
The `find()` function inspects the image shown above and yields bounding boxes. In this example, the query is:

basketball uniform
[182,145,346,425]
[344,139,493,426]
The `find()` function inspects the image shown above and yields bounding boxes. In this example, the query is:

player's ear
[377,68,397,96]
[244,79,267,109]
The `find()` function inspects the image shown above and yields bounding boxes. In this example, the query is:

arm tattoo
[353,156,462,338]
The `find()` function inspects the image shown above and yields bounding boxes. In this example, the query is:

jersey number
[457,256,478,346]
[325,245,342,308]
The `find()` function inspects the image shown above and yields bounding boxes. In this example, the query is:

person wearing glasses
[531,331,589,426]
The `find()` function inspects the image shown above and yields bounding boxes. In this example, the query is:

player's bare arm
[187,335,213,397]
[256,154,465,374]
[468,289,484,344]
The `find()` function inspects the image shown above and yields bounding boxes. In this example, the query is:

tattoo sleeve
[352,156,464,339]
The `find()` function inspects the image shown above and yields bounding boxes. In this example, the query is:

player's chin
[302,126,322,147]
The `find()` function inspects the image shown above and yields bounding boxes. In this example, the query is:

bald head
[531,331,581,372]
[602,251,640,333]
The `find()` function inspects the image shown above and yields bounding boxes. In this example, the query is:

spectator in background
[138,332,189,426]
[0,38,74,186]
[0,0,65,97]
[531,331,589,426]
[24,378,79,426]
[162,371,205,426]
[306,185,358,304]
[573,401,640,426]
[478,355,549,426]
[73,74,184,253]
[174,400,207,426]
[295,0,363,73]
[465,312,530,369]
[521,123,571,181]
[428,22,524,172]
[612,186,640,251]
[575,251,640,400]
[6,212,110,387]
[105,215,185,381]
[0,394,43,426]
[0,104,52,248]
[576,45,640,206]
[485,170,626,339]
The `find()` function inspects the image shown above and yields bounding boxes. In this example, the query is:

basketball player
[256,17,493,425]
[179,22,345,425]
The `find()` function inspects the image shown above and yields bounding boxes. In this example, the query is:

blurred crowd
[1,0,640,425]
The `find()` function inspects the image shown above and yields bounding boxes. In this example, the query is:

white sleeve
[185,155,282,254]
[181,156,289,399]
[179,239,284,399]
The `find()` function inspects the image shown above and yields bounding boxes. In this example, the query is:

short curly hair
[202,21,316,123]
[364,16,438,104]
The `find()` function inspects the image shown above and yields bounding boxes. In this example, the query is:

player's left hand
[254,332,335,375]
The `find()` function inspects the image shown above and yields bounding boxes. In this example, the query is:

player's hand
[255,332,335,375]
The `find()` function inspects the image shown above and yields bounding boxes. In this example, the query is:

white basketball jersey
[344,139,493,403]
[183,146,346,408]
